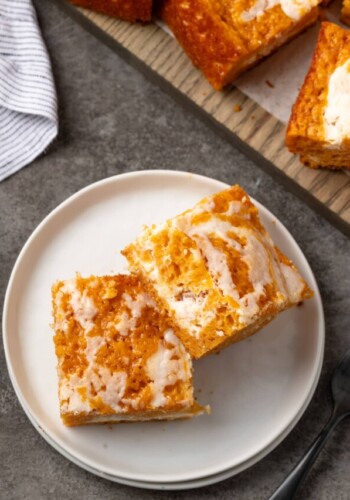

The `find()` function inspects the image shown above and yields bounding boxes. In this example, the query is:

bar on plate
[123,185,314,359]
[52,274,206,426]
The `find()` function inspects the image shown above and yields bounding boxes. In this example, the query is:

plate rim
[12,350,323,490]
[2,169,325,485]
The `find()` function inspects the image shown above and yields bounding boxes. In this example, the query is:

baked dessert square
[69,0,153,22]
[341,0,350,25]
[286,22,350,169]
[157,0,320,90]
[123,186,313,359]
[52,274,205,426]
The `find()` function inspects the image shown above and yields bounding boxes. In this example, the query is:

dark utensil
[269,348,350,500]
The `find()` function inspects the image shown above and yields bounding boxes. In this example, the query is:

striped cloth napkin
[0,0,58,182]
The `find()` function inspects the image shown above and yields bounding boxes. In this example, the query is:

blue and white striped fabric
[0,0,58,182]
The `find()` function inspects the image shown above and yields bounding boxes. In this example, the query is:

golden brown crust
[157,0,319,90]
[70,0,153,22]
[62,404,206,426]
[286,22,350,169]
[157,0,248,90]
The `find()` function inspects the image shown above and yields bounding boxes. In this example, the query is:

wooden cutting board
[55,0,350,238]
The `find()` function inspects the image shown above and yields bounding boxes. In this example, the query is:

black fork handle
[269,412,346,500]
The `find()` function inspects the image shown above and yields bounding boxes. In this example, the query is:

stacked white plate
[3,171,324,490]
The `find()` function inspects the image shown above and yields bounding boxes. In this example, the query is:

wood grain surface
[54,0,350,238]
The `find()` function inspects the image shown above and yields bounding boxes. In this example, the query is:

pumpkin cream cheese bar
[52,274,206,426]
[69,0,153,22]
[123,186,313,359]
[286,22,350,169]
[157,0,320,90]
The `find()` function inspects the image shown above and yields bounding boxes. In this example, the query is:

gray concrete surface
[1,1,350,498]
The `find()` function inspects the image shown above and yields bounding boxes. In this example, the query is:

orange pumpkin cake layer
[69,0,153,22]
[341,0,350,25]
[52,274,206,426]
[286,22,350,169]
[123,186,313,359]
[157,0,320,90]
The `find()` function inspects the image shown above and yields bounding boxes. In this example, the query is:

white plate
[3,170,324,486]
